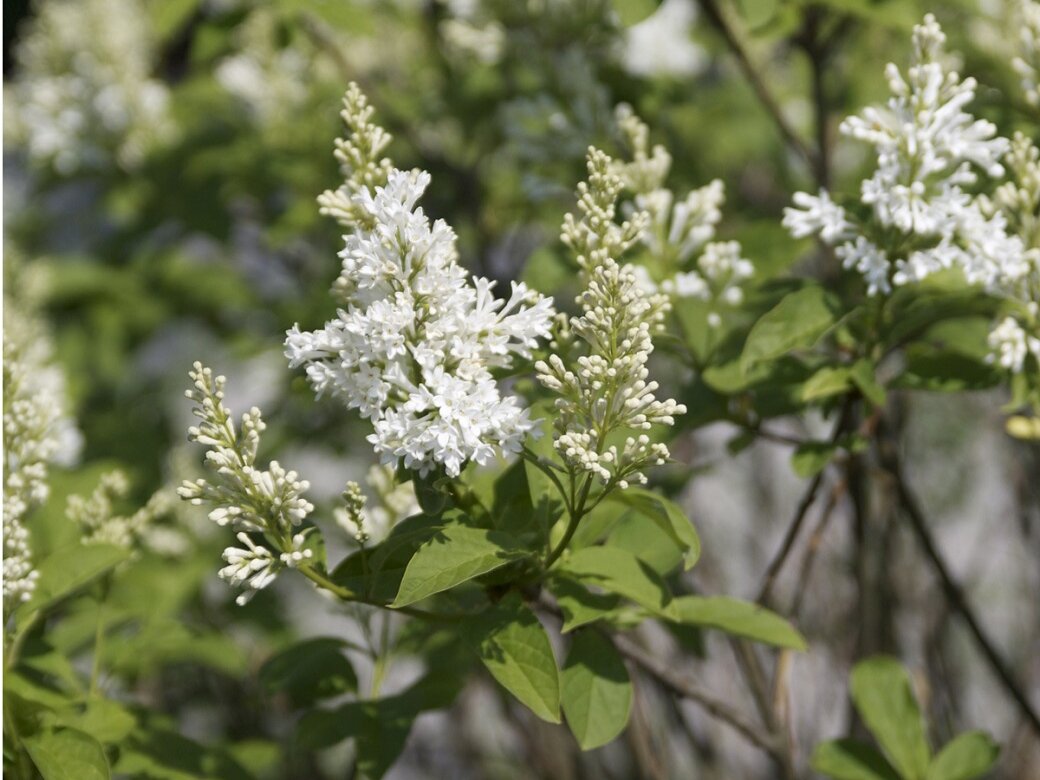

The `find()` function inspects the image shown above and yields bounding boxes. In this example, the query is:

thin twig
[883,451,1040,738]
[790,478,846,618]
[612,633,784,759]
[756,470,826,606]
[696,0,818,175]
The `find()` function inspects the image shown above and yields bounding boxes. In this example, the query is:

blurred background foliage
[3,0,1038,778]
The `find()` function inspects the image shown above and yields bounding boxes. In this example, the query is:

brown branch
[882,451,1040,739]
[696,0,818,176]
[612,633,784,760]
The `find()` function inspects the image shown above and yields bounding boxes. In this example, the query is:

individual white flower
[837,237,892,296]
[289,90,555,477]
[218,531,311,606]
[4,0,171,173]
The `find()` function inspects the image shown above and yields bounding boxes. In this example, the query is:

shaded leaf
[556,546,673,617]
[562,631,633,750]
[741,285,841,371]
[811,739,902,780]
[259,637,357,706]
[462,592,561,723]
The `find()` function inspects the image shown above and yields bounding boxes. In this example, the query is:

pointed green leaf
[552,577,624,633]
[562,631,633,750]
[925,732,999,780]
[24,728,110,780]
[259,637,357,705]
[22,544,129,617]
[811,739,902,780]
[556,546,673,617]
[670,596,806,650]
[462,592,560,722]
[392,525,528,607]
[606,488,700,569]
[850,656,931,780]
[802,365,853,402]
[741,285,841,372]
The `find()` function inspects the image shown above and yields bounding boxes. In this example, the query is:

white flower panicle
[4,0,171,173]
[287,88,556,477]
[613,106,753,317]
[68,471,178,553]
[981,133,1040,375]
[784,15,1029,296]
[317,83,395,229]
[178,363,315,604]
[216,10,323,127]
[335,465,420,546]
[538,149,686,489]
[3,291,79,611]
[1013,0,1040,108]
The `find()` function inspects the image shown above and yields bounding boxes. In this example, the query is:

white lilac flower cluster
[286,86,555,477]
[2,290,79,611]
[536,148,686,489]
[1013,0,1040,108]
[783,15,1030,297]
[982,133,1040,374]
[178,363,315,605]
[67,470,179,553]
[612,106,753,325]
[335,465,420,546]
[216,9,331,128]
[4,0,171,174]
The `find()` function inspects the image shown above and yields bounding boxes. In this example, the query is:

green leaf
[552,576,624,633]
[802,365,853,402]
[49,699,137,745]
[741,285,841,372]
[670,596,807,650]
[561,631,633,750]
[259,637,357,706]
[24,728,110,780]
[611,0,660,27]
[462,592,561,723]
[606,511,684,576]
[22,544,129,616]
[850,656,931,780]
[115,723,253,780]
[850,360,886,407]
[392,524,529,607]
[791,440,838,478]
[606,488,700,569]
[811,739,902,780]
[925,732,999,780]
[556,546,673,617]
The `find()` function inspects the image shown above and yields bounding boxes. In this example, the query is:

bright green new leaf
[850,656,931,780]
[556,546,673,617]
[802,365,853,402]
[791,440,838,478]
[811,739,902,780]
[259,637,358,705]
[392,525,529,607]
[851,359,887,407]
[23,544,129,617]
[462,592,561,723]
[607,512,684,576]
[562,631,633,750]
[50,698,137,745]
[741,285,841,372]
[24,727,110,780]
[670,596,807,650]
[925,732,999,780]
[606,488,700,569]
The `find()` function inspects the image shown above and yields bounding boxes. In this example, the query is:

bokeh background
[4,0,1038,777]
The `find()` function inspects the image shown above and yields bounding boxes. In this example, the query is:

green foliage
[813,656,999,780]
[561,631,632,749]
[258,637,358,706]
